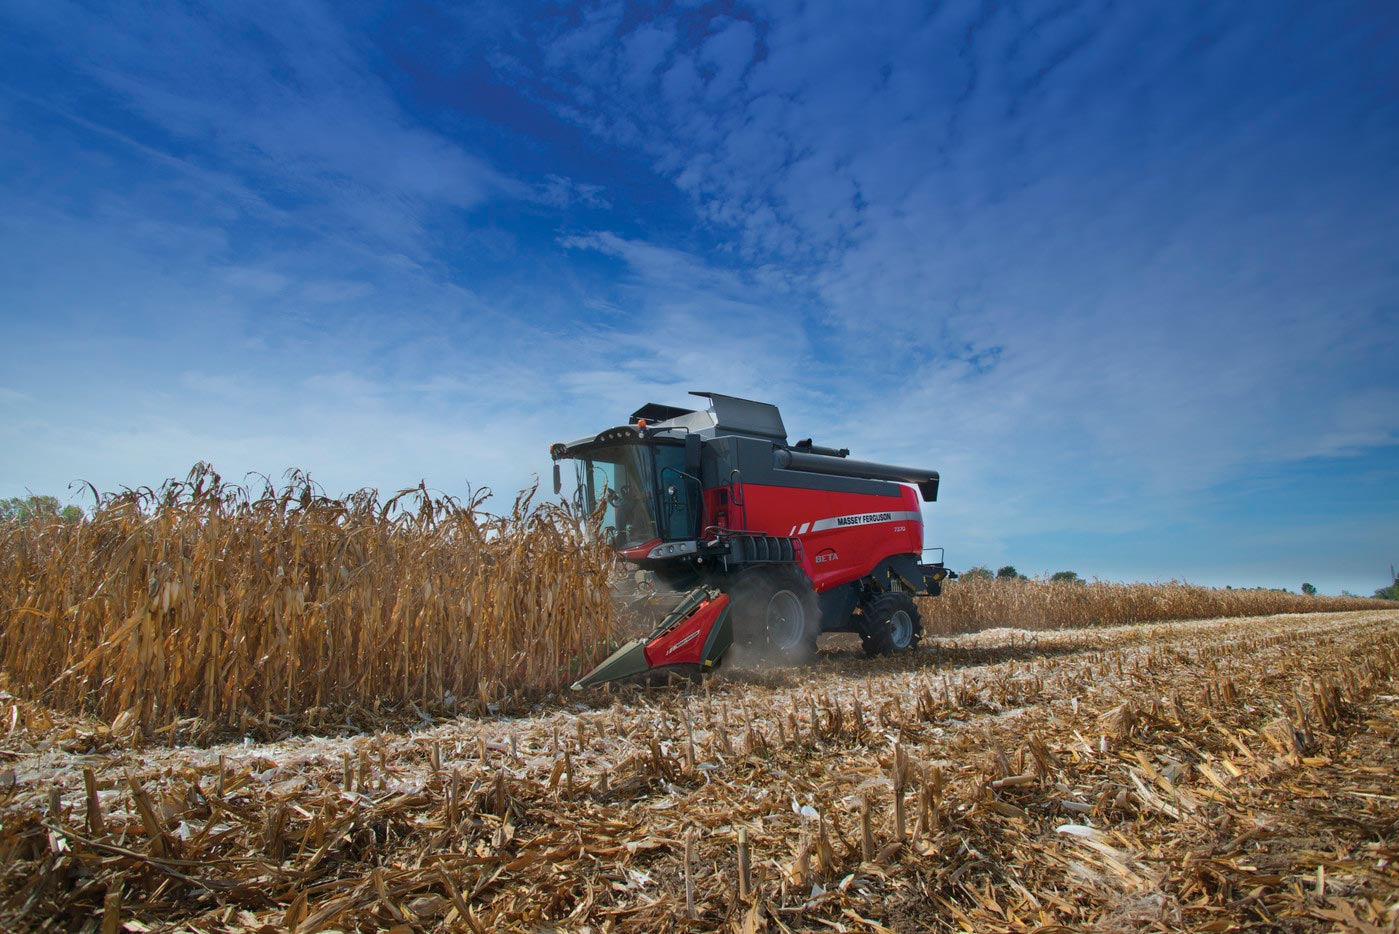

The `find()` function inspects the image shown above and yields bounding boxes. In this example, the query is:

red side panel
[702,487,728,532]
[618,539,662,560]
[738,484,923,591]
[643,594,730,667]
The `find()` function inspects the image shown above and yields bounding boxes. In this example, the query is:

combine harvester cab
[551,392,953,689]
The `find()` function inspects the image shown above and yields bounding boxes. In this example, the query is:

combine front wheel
[861,592,923,657]
[726,566,819,664]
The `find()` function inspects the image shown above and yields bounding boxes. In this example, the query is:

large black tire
[860,592,923,657]
[724,565,820,664]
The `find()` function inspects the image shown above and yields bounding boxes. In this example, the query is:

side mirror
[552,463,562,496]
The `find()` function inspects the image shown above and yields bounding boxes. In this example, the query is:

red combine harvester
[552,392,953,689]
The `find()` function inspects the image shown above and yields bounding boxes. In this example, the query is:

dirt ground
[3,609,1397,932]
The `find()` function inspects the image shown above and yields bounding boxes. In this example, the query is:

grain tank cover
[629,402,695,424]
[692,391,787,442]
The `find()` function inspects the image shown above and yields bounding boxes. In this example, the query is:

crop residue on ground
[2,609,1396,932]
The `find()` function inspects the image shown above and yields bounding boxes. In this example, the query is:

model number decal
[814,550,839,564]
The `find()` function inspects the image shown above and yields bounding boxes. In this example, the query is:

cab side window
[654,445,699,539]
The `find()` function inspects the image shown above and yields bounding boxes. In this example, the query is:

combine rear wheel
[861,592,923,657]
[725,566,819,664]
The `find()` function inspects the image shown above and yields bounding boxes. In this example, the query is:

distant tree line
[962,565,1081,583]
[957,566,1398,599]
[1,495,82,524]
[1376,566,1399,601]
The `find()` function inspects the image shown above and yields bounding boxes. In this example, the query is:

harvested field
[3,609,1397,932]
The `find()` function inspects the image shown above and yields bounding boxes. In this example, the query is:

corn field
[0,465,1388,738]
[0,465,616,735]
[918,575,1385,636]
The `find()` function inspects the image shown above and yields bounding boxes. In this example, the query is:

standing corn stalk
[918,574,1385,636]
[0,464,616,735]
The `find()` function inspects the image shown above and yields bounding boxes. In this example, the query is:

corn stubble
[0,465,615,735]
[4,609,1396,932]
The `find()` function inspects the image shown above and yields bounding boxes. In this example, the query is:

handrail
[727,468,748,530]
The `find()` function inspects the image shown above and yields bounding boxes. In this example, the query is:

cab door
[654,443,702,541]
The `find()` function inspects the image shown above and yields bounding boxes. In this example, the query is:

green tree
[963,566,994,581]
[996,565,1021,580]
[1050,570,1080,583]
[0,495,83,523]
[1301,582,1317,596]
[1376,575,1399,601]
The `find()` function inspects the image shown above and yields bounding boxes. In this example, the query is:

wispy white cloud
[3,0,526,255]
[557,231,819,406]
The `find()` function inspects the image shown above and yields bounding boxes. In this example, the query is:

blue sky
[1,1,1396,595]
